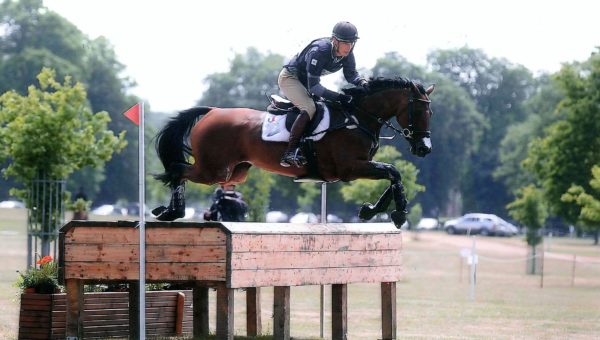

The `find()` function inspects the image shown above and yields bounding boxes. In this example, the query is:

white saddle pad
[261,104,330,142]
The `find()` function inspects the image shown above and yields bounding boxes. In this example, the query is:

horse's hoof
[155,208,185,221]
[390,210,407,229]
[151,205,168,216]
[358,203,376,220]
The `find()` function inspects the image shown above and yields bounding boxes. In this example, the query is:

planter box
[19,290,192,339]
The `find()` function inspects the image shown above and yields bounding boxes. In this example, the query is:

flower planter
[18,290,192,339]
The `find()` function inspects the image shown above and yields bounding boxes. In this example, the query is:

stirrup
[280,148,306,168]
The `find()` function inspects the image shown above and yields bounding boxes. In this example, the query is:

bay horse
[152,77,434,227]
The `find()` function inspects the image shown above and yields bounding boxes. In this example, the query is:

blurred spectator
[203,185,248,222]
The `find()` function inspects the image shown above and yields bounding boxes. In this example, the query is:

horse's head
[345,78,435,157]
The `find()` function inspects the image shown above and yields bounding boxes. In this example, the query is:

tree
[561,166,600,244]
[428,47,536,216]
[0,0,139,203]
[524,49,600,224]
[0,68,126,255]
[507,185,548,274]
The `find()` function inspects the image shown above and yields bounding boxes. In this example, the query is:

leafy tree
[0,0,139,203]
[0,68,126,254]
[507,185,548,274]
[561,166,600,244]
[524,49,600,224]
[428,47,536,216]
[495,75,565,194]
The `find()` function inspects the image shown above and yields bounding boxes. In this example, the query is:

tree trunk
[594,230,599,245]
[526,245,542,275]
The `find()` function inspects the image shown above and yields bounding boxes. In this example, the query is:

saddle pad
[261,104,330,142]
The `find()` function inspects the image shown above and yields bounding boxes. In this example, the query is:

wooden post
[216,282,234,340]
[65,278,84,339]
[273,286,290,340]
[571,254,577,287]
[128,281,140,340]
[332,284,348,340]
[175,292,185,336]
[246,287,262,336]
[381,282,397,340]
[193,283,209,338]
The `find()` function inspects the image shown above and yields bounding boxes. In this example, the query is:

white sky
[44,0,599,113]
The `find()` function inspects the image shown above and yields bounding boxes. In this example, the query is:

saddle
[267,95,326,133]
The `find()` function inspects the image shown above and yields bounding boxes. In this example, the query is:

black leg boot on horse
[152,181,187,221]
[280,110,311,168]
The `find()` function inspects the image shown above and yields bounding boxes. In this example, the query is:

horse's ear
[426,84,435,95]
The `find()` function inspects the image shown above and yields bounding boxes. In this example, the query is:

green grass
[1,210,599,339]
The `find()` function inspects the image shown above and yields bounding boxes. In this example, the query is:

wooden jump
[59,221,403,339]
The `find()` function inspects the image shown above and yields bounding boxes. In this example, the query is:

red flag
[123,103,140,125]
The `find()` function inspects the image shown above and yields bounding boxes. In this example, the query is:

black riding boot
[280,111,311,167]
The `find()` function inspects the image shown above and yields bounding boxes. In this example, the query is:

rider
[278,21,369,168]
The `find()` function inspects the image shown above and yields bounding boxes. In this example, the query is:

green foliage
[66,198,92,213]
[236,168,275,222]
[507,185,547,247]
[561,166,600,239]
[341,146,424,209]
[524,49,600,222]
[0,68,127,200]
[407,203,423,228]
[14,255,60,294]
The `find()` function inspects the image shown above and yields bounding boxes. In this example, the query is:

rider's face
[333,38,354,57]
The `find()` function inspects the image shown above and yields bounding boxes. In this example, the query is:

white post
[469,237,477,301]
[138,102,146,339]
[319,182,327,338]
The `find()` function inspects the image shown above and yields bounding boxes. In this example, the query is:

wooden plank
[193,284,209,338]
[246,287,262,336]
[223,222,401,234]
[146,227,226,245]
[176,292,185,336]
[65,227,137,244]
[65,278,84,338]
[231,233,402,252]
[381,282,397,340]
[332,284,347,340]
[273,286,290,340]
[231,249,402,270]
[64,244,226,263]
[229,265,402,288]
[64,262,226,281]
[216,283,234,340]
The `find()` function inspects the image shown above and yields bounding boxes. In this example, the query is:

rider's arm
[342,52,364,86]
[305,48,344,101]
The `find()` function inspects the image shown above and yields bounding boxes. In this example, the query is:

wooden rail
[59,220,403,339]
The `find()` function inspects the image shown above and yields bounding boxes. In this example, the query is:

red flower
[36,256,53,265]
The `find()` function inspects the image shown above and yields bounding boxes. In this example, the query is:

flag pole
[138,102,146,339]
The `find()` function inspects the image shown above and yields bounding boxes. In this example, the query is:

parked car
[0,200,25,208]
[444,213,518,236]
[415,217,439,230]
[289,212,319,223]
[266,211,289,223]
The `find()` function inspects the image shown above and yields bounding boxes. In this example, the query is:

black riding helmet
[332,21,359,42]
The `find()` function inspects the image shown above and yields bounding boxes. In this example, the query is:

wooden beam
[216,282,234,340]
[332,284,347,340]
[193,284,209,338]
[381,282,397,340]
[65,278,84,339]
[246,287,262,336]
[128,281,139,340]
[273,286,290,340]
[175,292,185,336]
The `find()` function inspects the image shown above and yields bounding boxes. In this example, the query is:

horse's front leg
[349,161,408,228]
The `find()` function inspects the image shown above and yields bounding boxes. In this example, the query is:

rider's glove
[339,94,353,109]
[358,79,370,92]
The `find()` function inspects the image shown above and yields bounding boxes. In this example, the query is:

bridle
[356,83,432,140]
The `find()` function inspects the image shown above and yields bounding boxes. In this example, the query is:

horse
[152,77,434,228]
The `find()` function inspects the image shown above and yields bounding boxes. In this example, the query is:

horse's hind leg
[153,162,190,221]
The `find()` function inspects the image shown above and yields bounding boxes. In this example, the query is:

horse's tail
[154,106,212,187]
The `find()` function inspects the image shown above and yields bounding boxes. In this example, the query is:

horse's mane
[343,77,426,98]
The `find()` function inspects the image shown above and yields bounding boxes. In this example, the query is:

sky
[43,0,599,113]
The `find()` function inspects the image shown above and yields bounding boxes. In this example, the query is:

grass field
[1,208,599,339]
